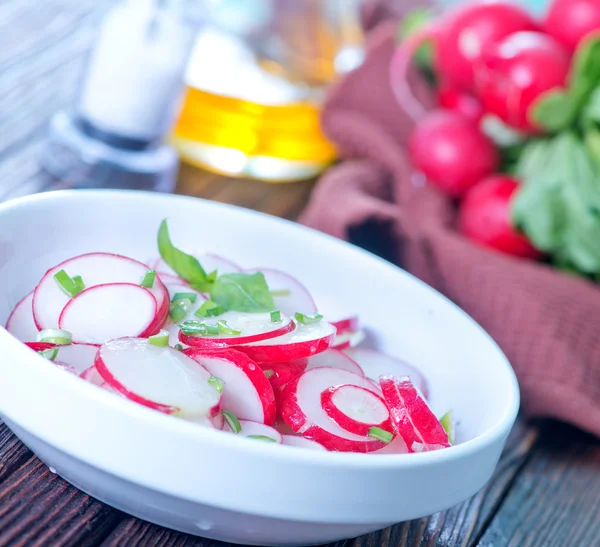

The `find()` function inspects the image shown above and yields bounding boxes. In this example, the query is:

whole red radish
[390,1,536,120]
[544,0,600,52]
[409,110,499,197]
[459,175,542,258]
[437,84,483,122]
[477,31,570,133]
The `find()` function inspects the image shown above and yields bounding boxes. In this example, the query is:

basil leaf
[157,220,212,292]
[210,272,275,313]
[530,91,577,132]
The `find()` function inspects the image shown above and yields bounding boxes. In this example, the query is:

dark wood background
[1,1,599,546]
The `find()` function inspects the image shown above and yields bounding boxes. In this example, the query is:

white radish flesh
[5,292,38,342]
[234,320,336,363]
[330,316,359,335]
[33,253,169,331]
[281,434,327,451]
[185,348,276,425]
[344,348,430,399]
[278,366,385,453]
[370,434,409,455]
[96,338,221,419]
[52,343,99,375]
[331,329,366,350]
[245,268,317,315]
[180,311,295,349]
[224,419,282,443]
[59,283,157,345]
[306,349,364,376]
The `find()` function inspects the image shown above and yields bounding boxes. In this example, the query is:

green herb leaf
[269,289,291,297]
[169,303,187,323]
[195,299,225,318]
[263,369,274,379]
[53,270,85,298]
[171,292,198,304]
[270,309,282,323]
[247,435,277,442]
[140,269,156,288]
[38,347,59,361]
[179,320,219,336]
[210,272,275,313]
[216,320,241,335]
[439,410,455,445]
[174,343,184,351]
[222,410,241,433]
[148,330,169,347]
[294,312,323,325]
[37,328,72,345]
[157,220,212,292]
[208,375,225,393]
[368,426,393,444]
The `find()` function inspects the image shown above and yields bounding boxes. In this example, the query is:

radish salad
[5,220,453,454]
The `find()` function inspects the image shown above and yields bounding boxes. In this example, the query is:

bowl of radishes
[0,190,519,546]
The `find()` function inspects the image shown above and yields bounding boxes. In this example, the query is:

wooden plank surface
[1,1,600,546]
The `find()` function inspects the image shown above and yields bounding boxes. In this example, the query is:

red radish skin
[459,175,542,259]
[330,316,359,335]
[437,84,483,122]
[245,268,317,315]
[179,312,295,349]
[306,349,364,377]
[233,320,336,363]
[379,376,450,453]
[279,367,386,453]
[25,342,56,352]
[185,348,277,425]
[80,365,108,387]
[389,1,536,120]
[32,253,169,331]
[343,348,429,399]
[409,110,499,197]
[281,434,327,451]
[5,292,38,342]
[259,359,308,390]
[321,385,392,436]
[544,0,600,52]
[331,329,365,350]
[478,31,570,133]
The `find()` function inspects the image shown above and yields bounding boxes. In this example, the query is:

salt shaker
[42,0,203,192]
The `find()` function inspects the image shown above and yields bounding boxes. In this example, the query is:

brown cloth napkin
[299,8,600,437]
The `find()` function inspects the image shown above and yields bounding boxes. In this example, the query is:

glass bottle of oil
[171,0,364,182]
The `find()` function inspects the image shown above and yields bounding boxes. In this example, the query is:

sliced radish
[370,434,409,455]
[281,434,327,451]
[344,348,429,399]
[273,418,297,436]
[321,384,392,436]
[234,320,336,363]
[51,343,98,375]
[379,376,449,453]
[58,283,158,345]
[223,418,282,443]
[53,361,78,375]
[5,292,38,342]
[96,337,221,419]
[154,253,242,276]
[33,253,169,331]
[24,341,56,352]
[245,268,317,315]
[330,316,359,335]
[278,367,385,453]
[185,348,276,425]
[80,365,106,386]
[179,311,295,349]
[259,359,308,390]
[331,329,365,350]
[306,349,364,376]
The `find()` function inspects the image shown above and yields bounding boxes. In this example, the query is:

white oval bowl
[0,190,519,546]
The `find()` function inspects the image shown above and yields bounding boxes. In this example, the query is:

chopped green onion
[263,369,274,379]
[222,410,241,433]
[195,300,225,318]
[171,292,198,304]
[179,320,219,336]
[172,297,193,313]
[140,269,156,288]
[368,426,393,444]
[217,320,241,335]
[53,270,85,297]
[270,309,282,323]
[38,347,59,361]
[169,303,187,323]
[148,330,169,347]
[270,289,291,297]
[208,375,225,394]
[439,410,454,445]
[294,312,323,325]
[37,328,72,345]
[247,435,277,443]
[174,343,184,351]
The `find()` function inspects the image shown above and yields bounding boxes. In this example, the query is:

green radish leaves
[397,8,433,69]
[531,34,600,132]
[158,220,275,313]
[210,272,275,313]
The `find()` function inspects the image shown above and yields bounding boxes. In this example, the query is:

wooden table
[1,2,599,546]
